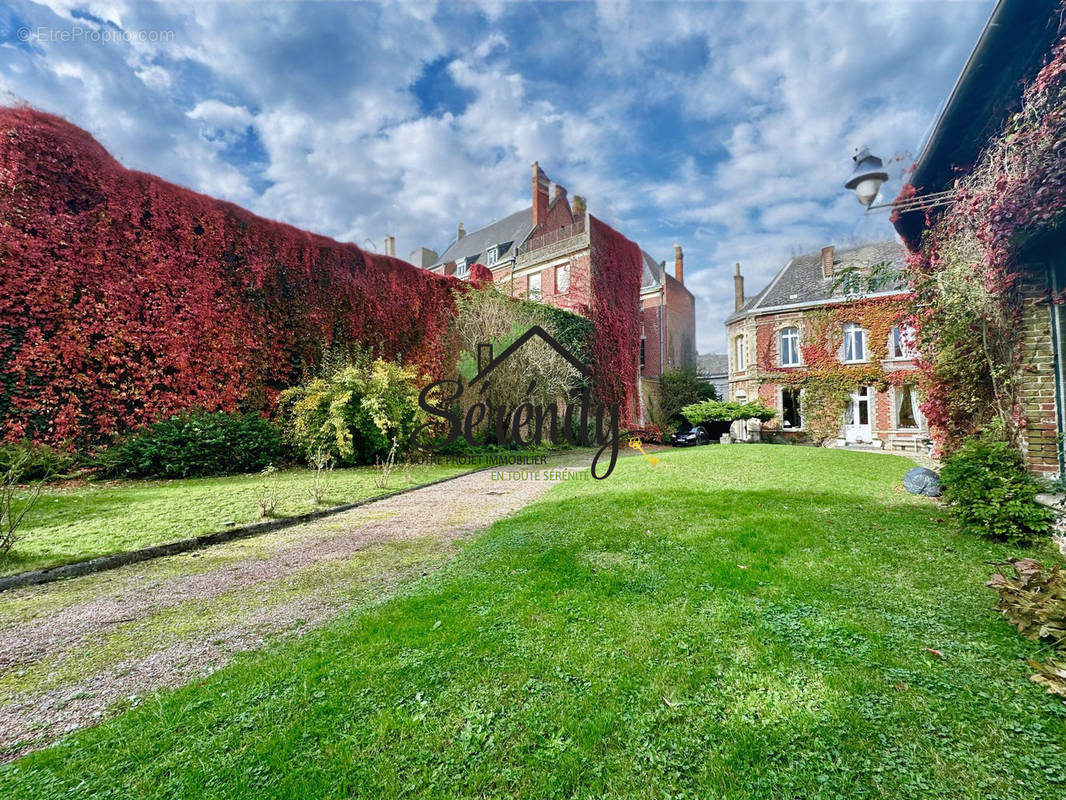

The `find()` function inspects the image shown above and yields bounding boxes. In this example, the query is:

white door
[843,386,873,443]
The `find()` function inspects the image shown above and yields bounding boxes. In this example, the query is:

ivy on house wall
[588,217,642,424]
[756,297,918,444]
[900,23,1066,454]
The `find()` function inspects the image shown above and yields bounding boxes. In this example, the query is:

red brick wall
[663,274,696,369]
[535,196,575,236]
[728,304,927,445]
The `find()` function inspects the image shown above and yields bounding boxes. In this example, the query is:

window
[891,325,915,359]
[842,323,866,363]
[896,383,920,429]
[640,337,646,368]
[734,336,746,371]
[455,257,469,278]
[779,327,800,366]
[782,388,802,429]
[485,246,498,266]
[556,263,570,293]
[528,271,542,300]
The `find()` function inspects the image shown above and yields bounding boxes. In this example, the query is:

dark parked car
[670,425,712,447]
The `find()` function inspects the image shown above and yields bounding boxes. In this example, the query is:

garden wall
[0,107,458,445]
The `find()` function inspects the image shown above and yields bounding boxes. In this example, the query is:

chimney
[673,244,684,284]
[734,262,744,312]
[821,245,834,278]
[554,184,567,203]
[457,222,466,240]
[408,247,438,268]
[532,161,550,227]
[572,195,587,217]
[383,235,395,257]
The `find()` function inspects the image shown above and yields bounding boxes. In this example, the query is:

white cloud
[1,0,996,352]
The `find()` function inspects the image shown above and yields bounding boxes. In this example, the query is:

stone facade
[1017,264,1060,476]
[724,243,928,450]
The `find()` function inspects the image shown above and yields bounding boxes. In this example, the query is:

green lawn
[0,462,473,576]
[3,445,1065,798]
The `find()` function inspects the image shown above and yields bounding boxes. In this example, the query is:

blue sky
[0,1,995,351]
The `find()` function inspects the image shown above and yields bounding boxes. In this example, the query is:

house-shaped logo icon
[469,325,591,388]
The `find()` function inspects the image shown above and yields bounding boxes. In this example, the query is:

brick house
[423,162,696,421]
[724,241,928,450]
[891,0,1065,476]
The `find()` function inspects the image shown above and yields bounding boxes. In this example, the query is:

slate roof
[641,250,664,290]
[432,207,535,269]
[725,240,907,323]
[697,353,728,376]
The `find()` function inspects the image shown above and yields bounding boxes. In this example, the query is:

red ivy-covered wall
[588,216,641,424]
[0,107,459,445]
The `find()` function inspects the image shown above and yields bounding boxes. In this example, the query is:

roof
[725,241,907,324]
[697,353,728,376]
[893,0,1062,246]
[641,250,664,290]
[433,207,534,268]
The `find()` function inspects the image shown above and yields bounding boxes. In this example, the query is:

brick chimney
[457,222,466,240]
[532,161,549,227]
[734,262,744,311]
[821,245,834,278]
[572,195,587,217]
[383,235,395,257]
[554,184,567,204]
[673,244,684,284]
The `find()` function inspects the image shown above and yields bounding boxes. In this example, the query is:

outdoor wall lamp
[844,147,957,213]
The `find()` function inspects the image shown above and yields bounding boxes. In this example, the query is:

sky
[0,0,995,352]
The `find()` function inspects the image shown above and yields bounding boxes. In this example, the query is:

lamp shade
[844,147,889,206]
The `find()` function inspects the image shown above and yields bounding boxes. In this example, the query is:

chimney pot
[821,245,834,278]
[734,262,745,312]
[673,244,684,284]
[383,235,396,257]
[457,222,466,240]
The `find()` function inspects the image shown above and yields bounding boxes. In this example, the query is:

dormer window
[455,257,469,278]
[485,246,499,266]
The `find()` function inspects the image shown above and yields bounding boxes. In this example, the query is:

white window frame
[779,327,800,367]
[455,257,469,278]
[485,246,498,266]
[842,323,866,363]
[528,270,542,300]
[556,263,570,294]
[780,386,803,430]
[734,335,746,372]
[890,325,916,359]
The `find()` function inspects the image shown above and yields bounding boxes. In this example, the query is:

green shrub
[647,368,717,436]
[940,435,1053,540]
[279,357,423,466]
[0,440,77,481]
[98,411,282,478]
[680,399,776,426]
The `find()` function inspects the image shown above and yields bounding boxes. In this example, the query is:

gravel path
[0,454,591,760]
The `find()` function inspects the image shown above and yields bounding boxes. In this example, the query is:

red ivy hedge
[588,217,642,424]
[0,107,459,445]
